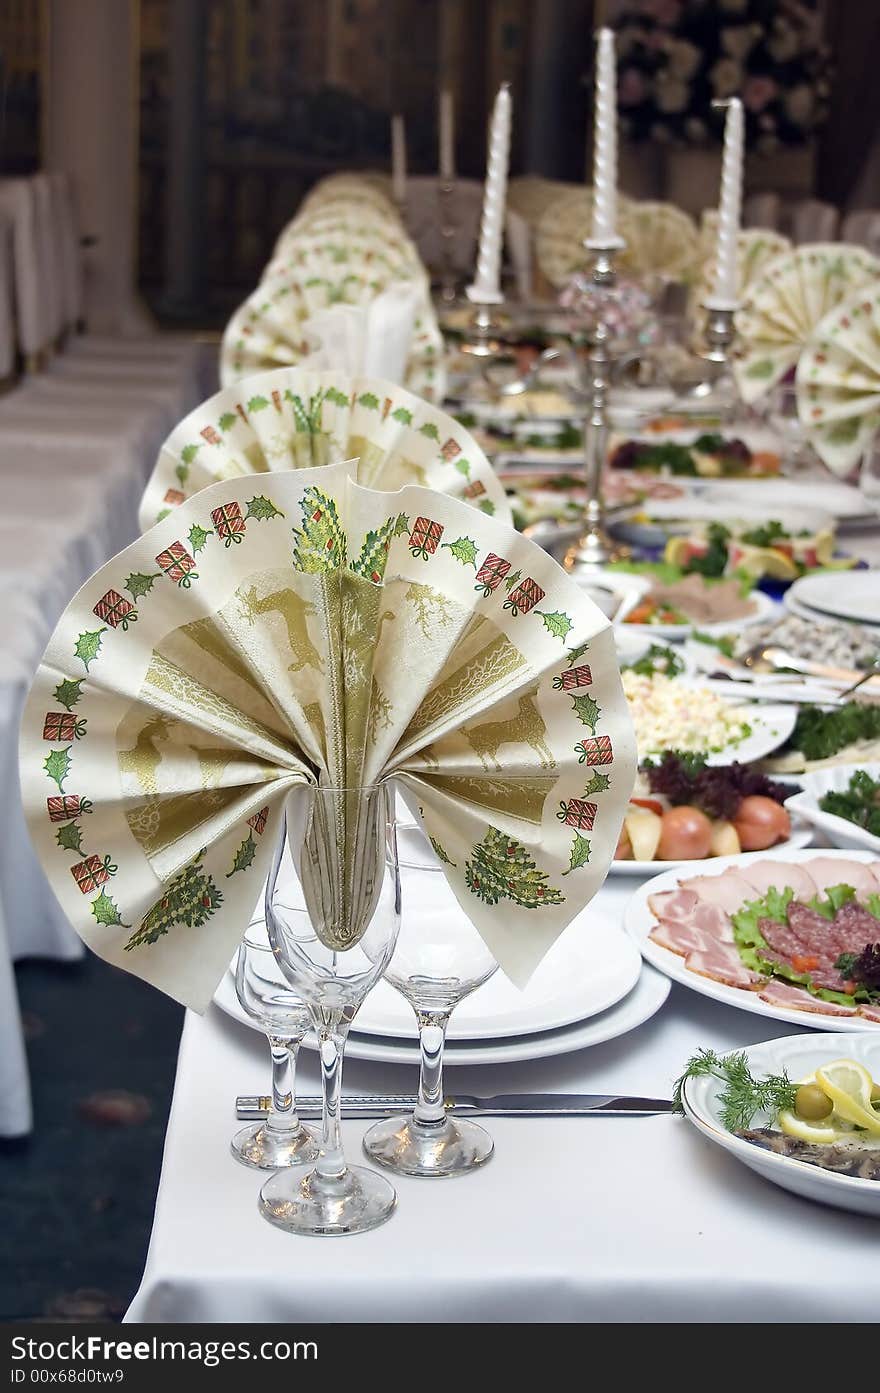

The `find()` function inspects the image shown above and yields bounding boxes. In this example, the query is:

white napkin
[301,282,421,384]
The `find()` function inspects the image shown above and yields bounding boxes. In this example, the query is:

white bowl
[681,1032,880,1217]
[786,763,880,855]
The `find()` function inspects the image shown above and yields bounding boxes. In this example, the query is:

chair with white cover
[0,178,51,363]
[786,198,839,245]
[402,175,484,278]
[841,209,880,259]
[505,207,533,301]
[743,192,781,231]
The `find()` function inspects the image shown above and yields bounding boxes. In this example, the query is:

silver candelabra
[562,242,630,577]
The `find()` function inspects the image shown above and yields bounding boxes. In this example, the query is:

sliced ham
[871,866,880,894]
[650,920,713,957]
[691,901,734,941]
[857,1003,880,1022]
[804,857,878,900]
[647,888,698,923]
[738,860,818,902]
[758,980,857,1015]
[678,868,758,913]
[685,940,763,989]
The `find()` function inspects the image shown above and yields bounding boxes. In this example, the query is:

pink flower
[618,67,647,107]
[743,75,777,113]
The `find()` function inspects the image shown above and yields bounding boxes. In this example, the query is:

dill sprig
[673,1047,798,1131]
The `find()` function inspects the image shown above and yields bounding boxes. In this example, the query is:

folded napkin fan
[21,461,636,1010]
[796,282,880,476]
[734,243,880,404]
[139,368,503,532]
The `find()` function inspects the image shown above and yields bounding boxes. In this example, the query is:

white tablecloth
[125,876,880,1325]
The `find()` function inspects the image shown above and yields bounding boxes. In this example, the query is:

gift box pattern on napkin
[23,460,636,1010]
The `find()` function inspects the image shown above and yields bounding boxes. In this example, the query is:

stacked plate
[785,570,880,628]
[213,907,669,1068]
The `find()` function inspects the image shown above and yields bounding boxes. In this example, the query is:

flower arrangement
[614,0,832,150]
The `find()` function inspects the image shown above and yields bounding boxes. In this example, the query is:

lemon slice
[814,1060,880,1135]
[734,543,799,581]
[663,536,696,568]
[777,1109,850,1145]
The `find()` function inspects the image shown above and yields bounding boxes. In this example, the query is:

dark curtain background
[817,0,880,206]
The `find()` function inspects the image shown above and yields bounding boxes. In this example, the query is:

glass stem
[313,1024,349,1183]
[265,1034,300,1134]
[413,1009,450,1128]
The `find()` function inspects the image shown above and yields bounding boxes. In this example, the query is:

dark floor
[0,953,183,1321]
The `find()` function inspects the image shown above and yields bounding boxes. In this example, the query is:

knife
[236,1092,672,1120]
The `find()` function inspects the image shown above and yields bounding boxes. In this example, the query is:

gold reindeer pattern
[461,690,556,772]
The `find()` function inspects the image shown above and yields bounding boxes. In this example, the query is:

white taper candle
[708,97,744,308]
[466,83,512,305]
[439,89,455,181]
[589,28,621,247]
[391,114,407,205]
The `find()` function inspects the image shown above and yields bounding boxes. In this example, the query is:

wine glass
[230,921,320,1170]
[259,783,401,1237]
[362,819,498,1177]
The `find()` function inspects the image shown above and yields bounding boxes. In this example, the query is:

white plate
[609,819,813,876]
[679,476,871,524]
[788,571,880,627]
[354,911,639,1039]
[786,763,880,855]
[633,693,797,766]
[618,587,777,643]
[213,962,671,1066]
[681,1032,880,1216]
[626,848,880,1032]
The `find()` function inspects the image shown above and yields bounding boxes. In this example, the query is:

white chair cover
[0,212,15,379]
[0,179,48,356]
[32,173,64,346]
[743,192,781,231]
[787,198,839,244]
[505,207,533,301]
[841,209,880,259]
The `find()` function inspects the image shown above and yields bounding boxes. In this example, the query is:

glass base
[362,1114,494,1178]
[230,1120,319,1170]
[259,1163,397,1236]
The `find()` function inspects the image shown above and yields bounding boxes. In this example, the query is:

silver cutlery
[236,1092,673,1120]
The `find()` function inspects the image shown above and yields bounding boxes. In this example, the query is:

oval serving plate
[681,1032,880,1216]
[625,848,880,1033]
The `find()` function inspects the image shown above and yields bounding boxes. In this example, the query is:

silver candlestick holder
[458,301,508,360]
[437,180,458,304]
[562,241,631,577]
[701,301,738,369]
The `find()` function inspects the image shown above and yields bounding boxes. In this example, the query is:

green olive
[795,1083,834,1121]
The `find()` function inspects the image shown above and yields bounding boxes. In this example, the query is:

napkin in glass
[220,262,445,403]
[139,367,509,532]
[21,461,636,1009]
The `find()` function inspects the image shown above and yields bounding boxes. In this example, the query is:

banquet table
[126,876,880,1326]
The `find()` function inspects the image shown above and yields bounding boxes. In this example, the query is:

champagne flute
[231,922,319,1169]
[362,820,498,1177]
[260,783,401,1237]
